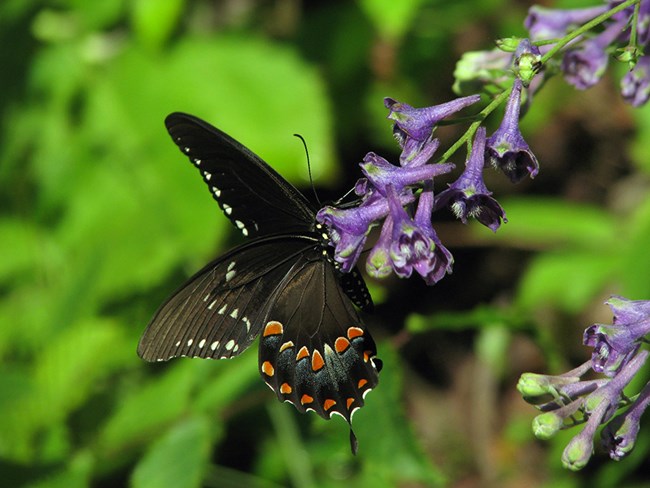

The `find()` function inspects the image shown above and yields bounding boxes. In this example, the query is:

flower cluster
[518,296,650,470]
[316,80,532,283]
[455,1,650,107]
[315,38,548,284]
[526,0,650,106]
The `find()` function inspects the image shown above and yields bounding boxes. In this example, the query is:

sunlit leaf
[131,416,212,488]
[97,360,210,456]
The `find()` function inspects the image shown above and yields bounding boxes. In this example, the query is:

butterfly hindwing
[165,112,315,238]
[138,236,318,362]
[258,251,381,424]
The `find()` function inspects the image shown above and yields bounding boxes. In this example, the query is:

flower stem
[438,86,512,163]
[540,0,641,64]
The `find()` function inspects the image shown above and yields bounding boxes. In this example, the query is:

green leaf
[353,342,445,486]
[93,36,335,185]
[516,250,617,313]
[0,219,43,284]
[0,318,126,461]
[474,197,616,250]
[131,416,212,488]
[131,0,185,50]
[357,0,423,40]
[192,347,259,414]
[24,451,94,488]
[97,360,209,456]
[406,305,526,333]
[619,197,650,296]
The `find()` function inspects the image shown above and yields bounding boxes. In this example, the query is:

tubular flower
[386,185,452,285]
[525,5,609,41]
[435,127,507,232]
[519,296,650,470]
[360,151,453,197]
[561,17,629,90]
[621,55,650,107]
[486,78,539,183]
[385,95,481,148]
[584,296,650,376]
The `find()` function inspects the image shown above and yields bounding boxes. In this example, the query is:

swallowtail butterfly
[138,113,381,453]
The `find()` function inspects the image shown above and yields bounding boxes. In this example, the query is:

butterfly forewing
[138,237,318,361]
[165,113,315,238]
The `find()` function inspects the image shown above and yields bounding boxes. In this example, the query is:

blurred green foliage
[2,0,650,487]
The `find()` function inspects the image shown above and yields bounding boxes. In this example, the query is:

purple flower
[561,18,628,90]
[385,95,481,147]
[607,295,650,325]
[583,325,642,377]
[525,5,608,41]
[317,191,415,272]
[435,127,507,232]
[386,185,452,285]
[519,296,650,471]
[486,78,539,183]
[601,378,650,460]
[584,296,650,376]
[621,55,650,107]
[365,215,394,279]
[360,151,453,197]
[399,136,440,167]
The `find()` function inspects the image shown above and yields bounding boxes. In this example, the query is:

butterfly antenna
[293,133,322,207]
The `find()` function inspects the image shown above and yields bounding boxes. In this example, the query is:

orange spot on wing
[311,350,325,372]
[280,383,292,394]
[263,321,283,337]
[279,341,294,353]
[323,399,337,411]
[334,337,350,353]
[347,326,364,339]
[300,394,314,405]
[261,361,274,376]
[357,378,368,389]
[296,346,309,361]
[346,398,355,410]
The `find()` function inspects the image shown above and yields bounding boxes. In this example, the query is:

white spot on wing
[187,339,193,347]
[218,304,227,315]
[225,339,235,350]
[227,261,236,271]
[243,316,251,332]
[223,204,232,215]
[175,340,181,347]
[208,299,217,310]
[230,308,239,319]
[210,341,219,351]
[211,186,221,197]
[198,339,206,348]
[226,270,236,282]
[203,171,212,181]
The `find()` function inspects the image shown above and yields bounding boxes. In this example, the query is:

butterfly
[138,112,382,453]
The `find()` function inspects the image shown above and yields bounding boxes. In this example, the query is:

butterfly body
[138,113,380,451]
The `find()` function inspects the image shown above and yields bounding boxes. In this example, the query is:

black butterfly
[138,113,381,453]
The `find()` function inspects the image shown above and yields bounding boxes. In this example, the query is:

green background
[2,0,649,486]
